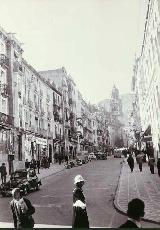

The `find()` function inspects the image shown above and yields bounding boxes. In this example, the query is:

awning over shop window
[143,125,151,136]
[141,125,152,142]
[142,135,152,142]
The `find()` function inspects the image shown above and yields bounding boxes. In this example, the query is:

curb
[113,162,160,225]
[39,166,65,180]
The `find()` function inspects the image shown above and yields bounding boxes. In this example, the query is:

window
[48,123,50,132]
[0,70,4,78]
[2,99,6,112]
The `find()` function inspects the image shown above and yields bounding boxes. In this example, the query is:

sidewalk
[38,163,65,180]
[114,160,160,224]
[4,163,65,182]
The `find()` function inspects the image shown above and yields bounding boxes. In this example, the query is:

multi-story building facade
[0,27,14,174]
[120,93,135,148]
[133,0,160,158]
[0,27,65,174]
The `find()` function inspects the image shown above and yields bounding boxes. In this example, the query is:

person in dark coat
[25,159,30,170]
[148,157,155,174]
[65,155,69,165]
[72,175,89,228]
[10,188,35,228]
[36,159,40,174]
[127,154,134,172]
[157,158,160,177]
[137,153,143,172]
[119,198,145,228]
[0,163,7,184]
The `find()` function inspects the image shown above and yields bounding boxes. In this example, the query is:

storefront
[35,137,48,161]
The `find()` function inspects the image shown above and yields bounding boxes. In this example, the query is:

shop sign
[36,137,47,145]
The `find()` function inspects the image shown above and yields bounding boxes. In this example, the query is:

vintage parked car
[0,169,42,197]
[88,152,97,161]
[76,159,83,166]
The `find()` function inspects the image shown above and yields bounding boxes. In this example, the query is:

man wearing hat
[72,175,89,228]
[0,163,7,184]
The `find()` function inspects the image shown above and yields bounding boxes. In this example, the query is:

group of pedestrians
[126,150,160,176]
[25,156,51,174]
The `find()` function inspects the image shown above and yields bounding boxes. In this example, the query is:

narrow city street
[0,158,159,228]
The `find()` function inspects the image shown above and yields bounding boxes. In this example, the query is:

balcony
[0,54,9,69]
[0,84,9,98]
[0,112,14,126]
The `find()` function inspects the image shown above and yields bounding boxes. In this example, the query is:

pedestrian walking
[65,155,69,165]
[25,159,30,170]
[148,157,155,174]
[119,198,145,228]
[0,163,7,184]
[36,159,40,174]
[157,158,160,177]
[127,154,134,172]
[137,154,143,172]
[58,155,62,165]
[10,188,35,229]
[72,175,89,228]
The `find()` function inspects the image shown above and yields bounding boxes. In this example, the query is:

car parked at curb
[0,169,42,197]
[88,152,97,161]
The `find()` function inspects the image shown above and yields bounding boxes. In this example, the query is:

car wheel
[23,187,28,196]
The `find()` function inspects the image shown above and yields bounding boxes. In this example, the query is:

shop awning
[141,135,152,142]
[140,125,152,142]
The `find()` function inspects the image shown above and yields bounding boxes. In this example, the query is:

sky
[0,0,148,104]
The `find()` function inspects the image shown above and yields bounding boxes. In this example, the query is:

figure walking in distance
[127,154,134,172]
[0,163,7,184]
[72,175,89,228]
[148,157,155,174]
